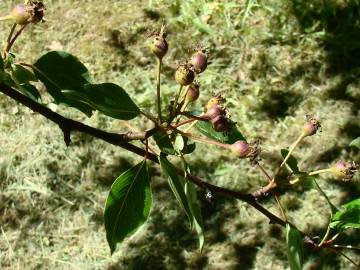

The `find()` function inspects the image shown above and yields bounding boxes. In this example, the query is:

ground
[0,0,359,269]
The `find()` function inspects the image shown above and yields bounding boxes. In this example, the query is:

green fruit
[175,64,195,86]
[185,83,200,102]
[150,35,168,59]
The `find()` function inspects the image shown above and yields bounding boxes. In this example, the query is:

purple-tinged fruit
[185,83,200,103]
[303,115,321,137]
[150,30,168,59]
[211,115,229,132]
[231,140,251,159]
[331,161,357,181]
[205,105,224,120]
[10,4,31,25]
[190,49,208,74]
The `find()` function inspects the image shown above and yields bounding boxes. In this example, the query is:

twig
[156,58,162,124]
[4,24,27,54]
[0,83,288,229]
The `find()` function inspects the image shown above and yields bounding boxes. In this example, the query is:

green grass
[0,0,359,269]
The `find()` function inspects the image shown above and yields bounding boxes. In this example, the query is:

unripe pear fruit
[230,140,251,159]
[206,96,225,111]
[205,105,224,120]
[190,49,208,73]
[331,161,357,181]
[0,2,45,25]
[303,116,320,137]
[185,83,200,103]
[10,4,31,25]
[150,35,168,59]
[211,115,229,132]
[175,64,195,86]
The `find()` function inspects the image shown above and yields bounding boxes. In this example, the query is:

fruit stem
[0,15,13,22]
[171,85,183,116]
[2,23,16,58]
[289,168,332,184]
[273,133,306,181]
[140,110,158,124]
[171,126,230,150]
[4,23,27,55]
[156,58,162,124]
[318,223,331,247]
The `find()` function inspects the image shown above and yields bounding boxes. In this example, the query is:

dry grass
[0,0,359,269]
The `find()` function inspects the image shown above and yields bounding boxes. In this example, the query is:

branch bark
[0,83,286,228]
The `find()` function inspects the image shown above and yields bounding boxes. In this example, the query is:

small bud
[331,161,357,181]
[303,115,321,137]
[206,95,226,112]
[190,49,208,73]
[175,64,195,86]
[211,115,229,132]
[150,26,168,59]
[230,140,251,158]
[185,82,200,103]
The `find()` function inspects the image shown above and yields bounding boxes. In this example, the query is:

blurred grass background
[0,0,359,269]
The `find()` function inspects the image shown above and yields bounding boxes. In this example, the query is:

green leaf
[331,198,360,230]
[159,156,193,226]
[104,161,152,254]
[33,51,94,116]
[281,149,300,173]
[0,70,16,87]
[195,119,246,144]
[18,83,41,102]
[183,142,196,154]
[350,137,360,149]
[313,178,339,214]
[11,64,37,84]
[174,134,185,152]
[185,181,205,251]
[62,83,140,120]
[153,131,175,155]
[286,224,303,270]
[174,134,196,155]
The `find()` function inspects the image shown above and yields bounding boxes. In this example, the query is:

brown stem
[156,58,162,124]
[173,118,196,128]
[0,83,288,229]
[180,111,209,121]
[5,24,27,54]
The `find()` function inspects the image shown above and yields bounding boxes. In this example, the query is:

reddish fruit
[331,161,357,181]
[230,140,251,159]
[11,4,31,25]
[175,64,195,86]
[205,105,224,120]
[185,83,200,103]
[211,115,229,132]
[303,115,320,137]
[190,49,208,73]
[150,35,168,59]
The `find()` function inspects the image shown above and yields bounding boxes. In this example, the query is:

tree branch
[0,83,287,228]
